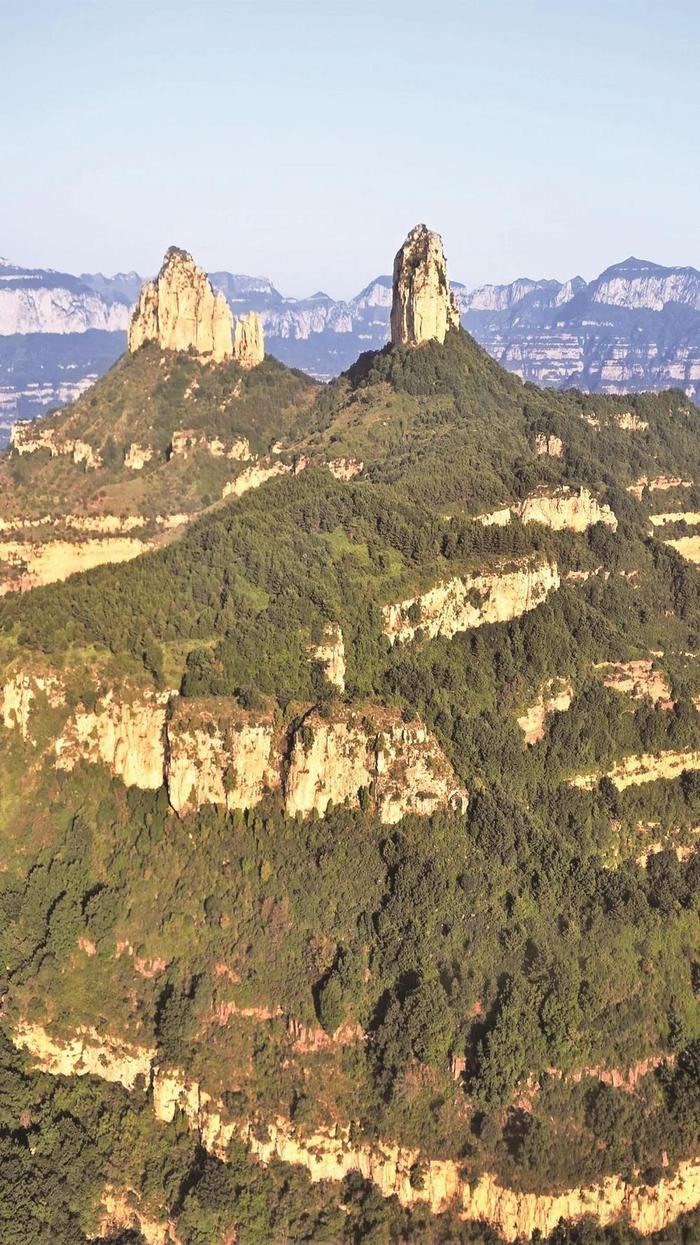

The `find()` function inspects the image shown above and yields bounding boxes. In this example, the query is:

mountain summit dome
[390,223,460,347]
[128,246,264,367]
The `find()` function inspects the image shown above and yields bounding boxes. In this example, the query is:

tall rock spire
[390,224,460,347]
[128,246,264,367]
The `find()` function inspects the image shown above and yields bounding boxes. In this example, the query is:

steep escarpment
[8,680,466,824]
[14,1023,700,1243]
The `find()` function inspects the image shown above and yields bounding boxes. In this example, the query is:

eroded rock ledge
[14,1022,700,1243]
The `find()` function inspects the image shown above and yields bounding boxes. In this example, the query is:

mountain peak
[390,224,460,347]
[128,246,264,367]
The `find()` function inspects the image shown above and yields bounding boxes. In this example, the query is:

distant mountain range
[1,252,700,443]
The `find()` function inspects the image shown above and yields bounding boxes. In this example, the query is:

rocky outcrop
[55,690,172,788]
[382,560,560,645]
[327,457,364,481]
[96,1188,181,1245]
[0,536,152,593]
[476,507,512,528]
[124,442,154,470]
[390,224,460,347]
[13,1021,153,1089]
[169,429,251,460]
[594,660,672,706]
[0,671,63,740]
[47,691,465,824]
[233,310,264,368]
[477,488,616,534]
[128,247,234,362]
[310,622,346,691]
[514,487,617,532]
[571,750,700,791]
[221,458,291,499]
[534,433,563,457]
[628,476,692,501]
[10,421,101,468]
[16,1023,700,1242]
[517,679,573,745]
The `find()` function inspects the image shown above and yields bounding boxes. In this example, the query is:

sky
[2,0,699,298]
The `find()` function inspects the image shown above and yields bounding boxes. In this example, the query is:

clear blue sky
[2,0,698,297]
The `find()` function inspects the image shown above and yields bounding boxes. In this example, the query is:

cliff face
[128,247,234,362]
[477,487,616,534]
[11,420,101,468]
[15,1022,700,1243]
[382,560,560,645]
[16,685,465,824]
[310,622,346,691]
[514,487,617,532]
[0,535,152,594]
[55,690,171,789]
[390,224,460,347]
[97,1188,180,1245]
[571,749,700,791]
[166,704,279,817]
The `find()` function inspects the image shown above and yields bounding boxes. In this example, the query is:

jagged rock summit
[128,246,264,367]
[390,223,460,347]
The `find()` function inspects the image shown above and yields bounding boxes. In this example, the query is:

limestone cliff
[284,710,467,823]
[221,458,291,499]
[14,1022,700,1243]
[55,689,172,788]
[96,1188,181,1245]
[166,702,279,817]
[571,749,700,791]
[45,691,466,824]
[169,429,251,461]
[233,310,265,368]
[514,487,617,532]
[13,1021,153,1089]
[477,487,616,534]
[390,224,460,347]
[534,433,563,457]
[0,535,152,594]
[128,247,233,362]
[382,560,560,645]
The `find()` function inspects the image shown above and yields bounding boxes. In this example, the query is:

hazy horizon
[3,0,699,299]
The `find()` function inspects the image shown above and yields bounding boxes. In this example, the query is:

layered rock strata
[10,421,101,468]
[390,224,460,347]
